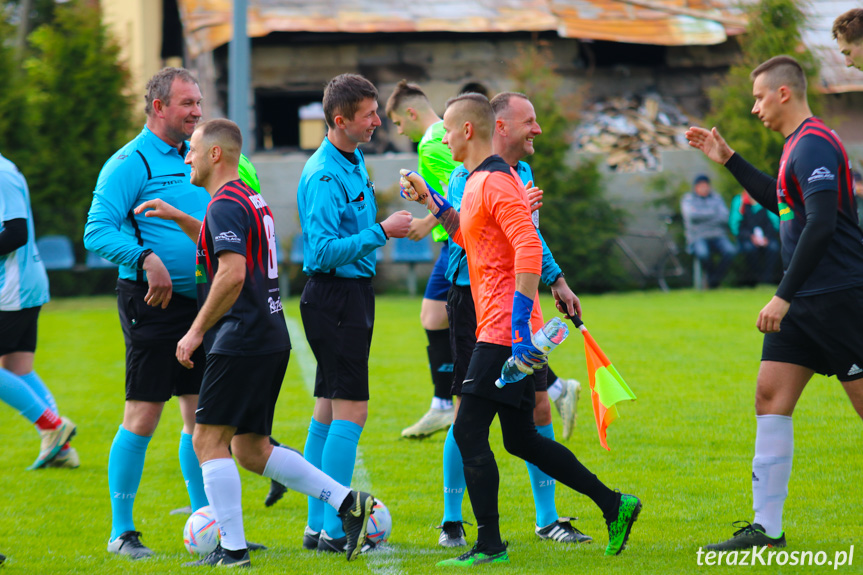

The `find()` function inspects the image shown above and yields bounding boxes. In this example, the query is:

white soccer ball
[366,499,392,546]
[183,506,221,556]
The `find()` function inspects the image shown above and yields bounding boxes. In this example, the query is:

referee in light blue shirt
[296,73,411,552]
[84,67,212,559]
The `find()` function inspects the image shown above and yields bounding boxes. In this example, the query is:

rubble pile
[574,93,691,172]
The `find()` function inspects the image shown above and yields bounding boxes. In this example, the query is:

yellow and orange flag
[571,316,637,450]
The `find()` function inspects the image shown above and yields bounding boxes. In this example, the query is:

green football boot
[437,542,509,567]
[605,493,642,556]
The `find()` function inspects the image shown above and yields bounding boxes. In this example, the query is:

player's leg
[443,392,508,565]
[189,422,250,567]
[529,384,559,531]
[301,277,373,550]
[439,284,471,547]
[545,365,581,438]
[497,399,638,556]
[107,399,162,557]
[263,436,288,507]
[707,360,810,551]
[0,356,75,469]
[0,308,76,469]
[841,378,863,419]
[403,246,454,439]
[178,393,208,512]
[320,398,367,547]
[109,281,191,557]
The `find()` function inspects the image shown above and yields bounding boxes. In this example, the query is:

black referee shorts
[117,279,204,402]
[196,350,290,436]
[762,285,863,382]
[0,306,40,356]
[300,276,374,401]
[446,284,476,397]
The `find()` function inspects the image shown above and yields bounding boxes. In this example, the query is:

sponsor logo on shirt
[215,230,241,243]
[807,167,835,183]
[160,179,183,187]
[268,296,283,314]
[249,194,267,209]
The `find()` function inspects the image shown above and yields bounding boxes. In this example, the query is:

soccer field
[0,288,859,574]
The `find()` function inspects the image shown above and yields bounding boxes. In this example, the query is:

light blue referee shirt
[445,160,562,287]
[297,137,386,278]
[84,126,210,299]
[0,153,49,311]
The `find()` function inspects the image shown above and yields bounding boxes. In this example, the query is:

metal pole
[228,0,251,154]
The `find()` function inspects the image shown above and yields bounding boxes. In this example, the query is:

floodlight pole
[228,0,251,154]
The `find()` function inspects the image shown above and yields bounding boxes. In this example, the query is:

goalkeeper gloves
[511,291,548,374]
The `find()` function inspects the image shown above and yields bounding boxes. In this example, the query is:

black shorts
[300,276,374,401]
[462,342,535,411]
[0,306,40,356]
[117,279,204,401]
[446,285,477,396]
[533,365,549,392]
[196,350,290,436]
[762,285,863,382]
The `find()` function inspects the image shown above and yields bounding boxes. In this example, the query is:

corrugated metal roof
[177,0,745,57]
[176,0,863,92]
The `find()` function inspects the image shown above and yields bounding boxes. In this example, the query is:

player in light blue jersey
[386,80,460,440]
[0,152,78,470]
[436,92,588,548]
[296,74,411,553]
[84,67,216,559]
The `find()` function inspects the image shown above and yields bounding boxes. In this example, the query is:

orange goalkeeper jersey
[450,155,544,346]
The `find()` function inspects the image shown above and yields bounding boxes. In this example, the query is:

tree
[704,0,820,198]
[16,0,135,242]
[509,45,628,293]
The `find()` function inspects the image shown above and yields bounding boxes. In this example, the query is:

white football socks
[431,397,454,411]
[752,414,793,538]
[263,446,351,511]
[547,378,564,402]
[201,458,247,552]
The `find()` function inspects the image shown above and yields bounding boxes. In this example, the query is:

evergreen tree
[704,0,820,198]
[17,0,134,241]
[510,45,628,293]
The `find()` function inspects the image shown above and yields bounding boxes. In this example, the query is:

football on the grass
[183,506,220,555]
[366,499,392,545]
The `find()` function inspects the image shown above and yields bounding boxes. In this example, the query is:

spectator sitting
[681,174,738,288]
[730,190,780,286]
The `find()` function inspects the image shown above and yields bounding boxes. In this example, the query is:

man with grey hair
[85,67,215,559]
[688,55,863,551]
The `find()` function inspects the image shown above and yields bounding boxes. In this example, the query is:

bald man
[401,94,640,566]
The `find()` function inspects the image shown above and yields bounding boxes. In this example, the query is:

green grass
[0,288,860,574]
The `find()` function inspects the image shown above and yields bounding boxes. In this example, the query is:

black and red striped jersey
[776,117,863,295]
[196,179,290,356]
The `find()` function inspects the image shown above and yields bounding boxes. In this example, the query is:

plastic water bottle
[495,317,570,388]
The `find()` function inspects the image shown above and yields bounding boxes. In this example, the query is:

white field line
[286,316,407,574]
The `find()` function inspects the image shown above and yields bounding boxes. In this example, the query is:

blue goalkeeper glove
[399,170,452,216]
[511,291,547,374]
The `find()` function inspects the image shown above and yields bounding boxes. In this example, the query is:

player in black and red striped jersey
[135,119,375,565]
[687,55,863,551]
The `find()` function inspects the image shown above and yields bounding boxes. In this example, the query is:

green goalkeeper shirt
[418,121,460,242]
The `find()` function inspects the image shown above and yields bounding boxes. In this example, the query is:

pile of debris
[574,93,691,172]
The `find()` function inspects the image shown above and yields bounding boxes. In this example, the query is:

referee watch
[137,249,154,270]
